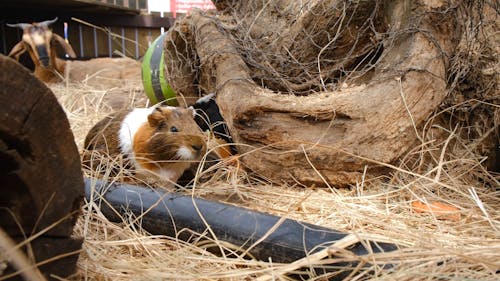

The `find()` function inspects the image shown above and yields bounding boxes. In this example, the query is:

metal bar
[107,26,112,57]
[78,24,84,57]
[134,27,139,59]
[85,178,397,276]
[93,27,98,58]
[121,27,125,55]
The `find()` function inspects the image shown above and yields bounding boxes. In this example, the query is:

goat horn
[6,23,32,30]
[38,17,58,27]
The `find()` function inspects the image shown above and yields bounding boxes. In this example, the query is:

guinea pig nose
[191,144,203,152]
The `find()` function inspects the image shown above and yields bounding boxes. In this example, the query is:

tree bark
[162,19,200,106]
[164,0,461,186]
[0,55,84,236]
[0,54,83,278]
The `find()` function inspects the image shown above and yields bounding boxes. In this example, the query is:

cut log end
[0,54,83,279]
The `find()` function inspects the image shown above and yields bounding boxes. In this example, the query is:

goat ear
[8,41,27,61]
[52,33,77,58]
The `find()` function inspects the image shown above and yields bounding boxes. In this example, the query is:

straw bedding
[48,72,498,280]
[24,0,500,279]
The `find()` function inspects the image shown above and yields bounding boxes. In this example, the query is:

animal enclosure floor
[48,81,499,280]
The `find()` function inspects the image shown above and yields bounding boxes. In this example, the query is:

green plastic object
[142,32,178,106]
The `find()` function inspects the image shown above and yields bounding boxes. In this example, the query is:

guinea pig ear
[148,107,170,127]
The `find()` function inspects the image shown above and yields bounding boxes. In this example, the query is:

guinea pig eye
[170,126,178,133]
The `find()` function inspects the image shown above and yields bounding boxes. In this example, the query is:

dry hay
[47,80,499,280]
[22,0,498,280]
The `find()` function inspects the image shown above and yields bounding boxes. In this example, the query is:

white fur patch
[195,93,215,104]
[119,108,154,165]
[177,146,195,160]
[187,106,196,117]
[156,168,178,182]
[156,105,176,111]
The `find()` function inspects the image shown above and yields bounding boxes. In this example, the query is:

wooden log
[0,54,83,279]
[1,236,83,281]
[162,19,200,106]
[163,0,461,186]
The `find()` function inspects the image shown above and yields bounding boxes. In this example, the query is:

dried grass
[24,1,497,279]
[44,72,499,280]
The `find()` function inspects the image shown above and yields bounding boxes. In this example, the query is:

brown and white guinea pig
[83,106,207,185]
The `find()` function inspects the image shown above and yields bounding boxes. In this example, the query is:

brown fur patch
[133,107,207,182]
[133,123,159,171]
[82,110,131,174]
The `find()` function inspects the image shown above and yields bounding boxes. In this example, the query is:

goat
[7,18,141,88]
[7,18,77,82]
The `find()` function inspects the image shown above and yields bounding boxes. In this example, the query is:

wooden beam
[2,10,173,29]
[0,0,142,15]
[73,14,174,28]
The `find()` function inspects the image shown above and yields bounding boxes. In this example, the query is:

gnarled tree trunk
[163,0,462,186]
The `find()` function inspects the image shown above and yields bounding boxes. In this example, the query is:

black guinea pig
[192,93,237,155]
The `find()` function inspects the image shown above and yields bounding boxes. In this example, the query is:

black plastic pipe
[84,178,397,271]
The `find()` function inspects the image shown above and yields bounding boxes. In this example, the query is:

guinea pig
[83,106,207,185]
[192,93,237,155]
